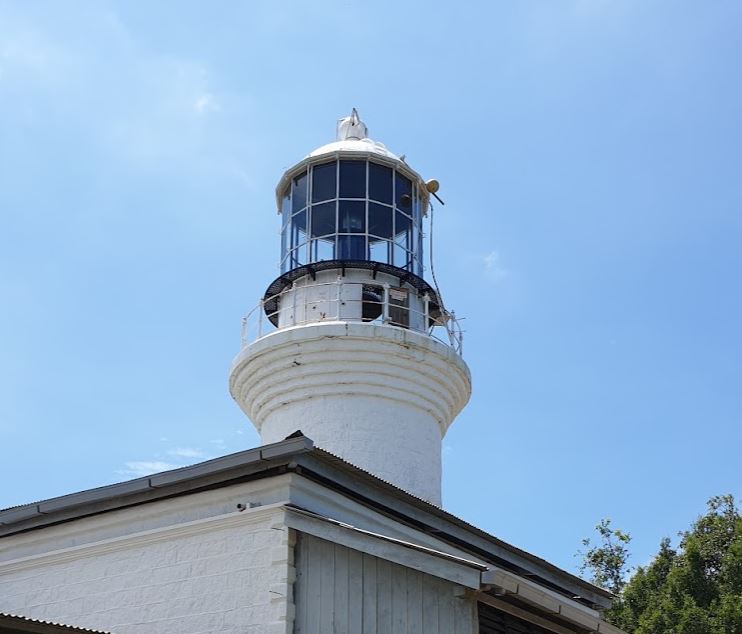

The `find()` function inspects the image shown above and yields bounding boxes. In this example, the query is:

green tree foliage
[579,518,633,595]
[580,495,742,634]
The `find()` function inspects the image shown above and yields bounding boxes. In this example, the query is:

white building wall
[0,488,296,634]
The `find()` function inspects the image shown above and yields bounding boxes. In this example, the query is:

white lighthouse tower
[229,110,471,505]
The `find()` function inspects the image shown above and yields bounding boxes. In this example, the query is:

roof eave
[0,436,612,610]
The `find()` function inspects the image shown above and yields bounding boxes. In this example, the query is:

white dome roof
[307,138,400,161]
[274,110,429,214]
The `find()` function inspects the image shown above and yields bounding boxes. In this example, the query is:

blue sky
[1,0,740,578]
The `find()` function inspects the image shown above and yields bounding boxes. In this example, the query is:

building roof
[309,138,400,161]
[0,435,613,610]
[0,613,111,634]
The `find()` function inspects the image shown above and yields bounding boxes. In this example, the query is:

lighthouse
[229,110,472,505]
[0,110,623,634]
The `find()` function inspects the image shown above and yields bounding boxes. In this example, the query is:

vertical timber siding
[294,533,477,634]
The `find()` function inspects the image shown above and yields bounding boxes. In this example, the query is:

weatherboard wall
[294,532,477,634]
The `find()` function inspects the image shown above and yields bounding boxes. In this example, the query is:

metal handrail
[240,279,463,355]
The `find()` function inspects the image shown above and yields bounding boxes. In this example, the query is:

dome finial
[336,108,368,141]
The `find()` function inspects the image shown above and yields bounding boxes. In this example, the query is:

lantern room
[241,110,462,353]
[278,158,425,276]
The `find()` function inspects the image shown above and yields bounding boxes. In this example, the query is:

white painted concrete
[0,477,293,563]
[0,472,484,634]
[273,269,426,334]
[0,495,296,634]
[229,321,471,505]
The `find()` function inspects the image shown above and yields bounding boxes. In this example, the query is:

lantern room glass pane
[339,160,366,198]
[280,160,426,276]
[395,210,412,248]
[311,202,336,238]
[292,171,308,212]
[412,185,422,224]
[292,210,307,248]
[311,161,336,203]
[369,163,393,203]
[291,244,307,268]
[369,238,391,264]
[311,238,335,261]
[339,200,365,233]
[368,203,393,238]
[282,186,291,226]
[338,235,366,260]
[412,223,422,275]
[395,172,412,212]
[394,244,410,269]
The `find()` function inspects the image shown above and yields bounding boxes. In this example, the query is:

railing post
[241,316,247,347]
[258,299,264,339]
[448,310,456,348]
[336,277,342,320]
[292,282,297,326]
[279,289,289,328]
[423,293,430,333]
[382,283,390,324]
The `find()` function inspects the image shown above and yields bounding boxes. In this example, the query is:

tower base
[229,322,471,505]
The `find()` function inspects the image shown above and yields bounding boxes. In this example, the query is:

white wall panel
[294,533,476,634]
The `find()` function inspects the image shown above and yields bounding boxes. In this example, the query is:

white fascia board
[286,473,488,566]
[0,502,288,574]
[285,507,483,589]
[2,475,293,562]
[480,567,627,633]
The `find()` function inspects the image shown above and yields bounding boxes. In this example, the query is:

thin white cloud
[194,92,219,114]
[167,447,204,459]
[483,250,510,283]
[116,443,214,480]
[118,460,179,478]
[0,7,229,166]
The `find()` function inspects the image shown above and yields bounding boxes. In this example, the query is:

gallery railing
[240,279,464,355]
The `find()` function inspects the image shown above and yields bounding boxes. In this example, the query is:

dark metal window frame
[280,159,423,276]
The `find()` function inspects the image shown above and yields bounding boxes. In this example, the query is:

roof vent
[336,108,368,141]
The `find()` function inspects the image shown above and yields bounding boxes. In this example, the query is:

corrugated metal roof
[0,435,612,607]
[308,446,614,603]
[0,437,310,522]
[0,613,111,633]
